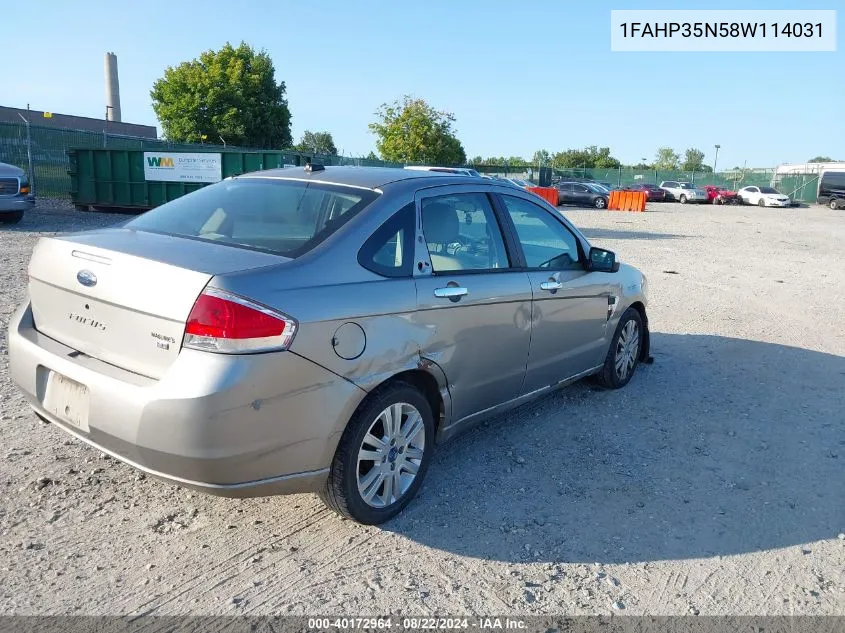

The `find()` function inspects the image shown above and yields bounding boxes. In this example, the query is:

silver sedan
[8,166,649,524]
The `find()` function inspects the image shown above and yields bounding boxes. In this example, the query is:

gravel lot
[1,199,843,616]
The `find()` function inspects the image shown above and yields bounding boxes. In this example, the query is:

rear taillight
[183,287,297,354]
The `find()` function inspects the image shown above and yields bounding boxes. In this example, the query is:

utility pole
[17,113,34,195]
[713,144,721,175]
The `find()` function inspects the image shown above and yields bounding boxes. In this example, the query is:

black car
[817,170,845,209]
[556,181,609,209]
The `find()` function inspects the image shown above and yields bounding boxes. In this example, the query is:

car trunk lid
[27,228,289,379]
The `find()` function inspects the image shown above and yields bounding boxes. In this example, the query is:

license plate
[43,371,90,433]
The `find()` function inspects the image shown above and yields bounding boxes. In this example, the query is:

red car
[625,183,666,201]
[703,185,740,205]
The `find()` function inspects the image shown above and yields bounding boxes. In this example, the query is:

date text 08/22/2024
[307,618,527,630]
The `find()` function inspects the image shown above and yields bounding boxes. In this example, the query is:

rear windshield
[125,178,378,258]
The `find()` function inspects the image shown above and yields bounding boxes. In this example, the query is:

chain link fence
[540,166,820,203]
[0,121,407,199]
[0,120,821,203]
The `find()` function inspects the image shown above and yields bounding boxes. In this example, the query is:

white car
[404,166,482,178]
[659,181,708,204]
[737,186,791,207]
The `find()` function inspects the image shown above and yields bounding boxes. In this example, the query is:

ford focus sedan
[8,166,649,524]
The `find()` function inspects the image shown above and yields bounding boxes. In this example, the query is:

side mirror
[588,247,618,273]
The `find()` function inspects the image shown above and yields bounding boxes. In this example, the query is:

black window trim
[357,202,416,278]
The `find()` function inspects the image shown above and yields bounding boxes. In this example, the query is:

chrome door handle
[434,286,468,299]
[539,281,562,291]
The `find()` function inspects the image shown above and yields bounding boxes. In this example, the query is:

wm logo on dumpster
[146,156,174,167]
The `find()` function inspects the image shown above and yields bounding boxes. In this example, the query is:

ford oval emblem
[76,270,97,287]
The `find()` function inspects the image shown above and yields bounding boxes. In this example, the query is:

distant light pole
[713,144,721,175]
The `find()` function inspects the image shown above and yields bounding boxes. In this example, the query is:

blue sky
[5,0,842,168]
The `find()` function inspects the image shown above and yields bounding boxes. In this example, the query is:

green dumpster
[69,148,306,211]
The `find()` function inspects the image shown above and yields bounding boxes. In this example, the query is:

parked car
[510,178,536,188]
[404,166,482,178]
[0,162,35,224]
[659,181,708,204]
[702,185,740,205]
[624,183,667,202]
[816,170,845,209]
[737,186,791,207]
[556,181,610,209]
[8,166,649,524]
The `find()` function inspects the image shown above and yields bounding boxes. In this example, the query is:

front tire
[594,197,607,209]
[679,195,687,204]
[830,199,839,210]
[596,308,644,389]
[758,198,766,207]
[320,382,434,524]
[0,210,23,225]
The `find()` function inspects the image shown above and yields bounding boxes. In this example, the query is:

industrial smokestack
[104,52,122,122]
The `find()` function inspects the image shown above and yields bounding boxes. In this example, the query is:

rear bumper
[8,302,367,497]
[0,196,35,212]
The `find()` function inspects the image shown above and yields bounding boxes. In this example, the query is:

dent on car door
[412,190,532,423]
[497,194,611,394]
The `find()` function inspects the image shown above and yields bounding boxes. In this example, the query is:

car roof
[235,165,473,190]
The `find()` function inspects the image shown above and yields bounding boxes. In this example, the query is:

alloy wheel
[614,320,640,380]
[356,402,425,508]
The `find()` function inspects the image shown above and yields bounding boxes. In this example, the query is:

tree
[632,162,651,170]
[364,151,378,161]
[654,147,680,170]
[469,155,484,165]
[533,149,551,165]
[368,96,466,165]
[151,42,292,148]
[296,130,337,155]
[808,156,834,162]
[681,148,707,172]
[550,146,621,169]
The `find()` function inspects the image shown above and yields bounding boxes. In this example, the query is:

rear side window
[358,203,415,277]
[821,171,845,190]
[126,178,378,258]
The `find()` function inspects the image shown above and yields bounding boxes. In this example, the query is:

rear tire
[595,308,644,389]
[0,211,23,225]
[320,382,435,524]
[679,195,687,204]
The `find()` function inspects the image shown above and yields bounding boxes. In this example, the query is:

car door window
[574,184,590,193]
[748,187,759,193]
[421,193,510,273]
[500,195,582,270]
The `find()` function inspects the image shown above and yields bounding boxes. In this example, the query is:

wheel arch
[348,360,451,436]
[628,300,650,361]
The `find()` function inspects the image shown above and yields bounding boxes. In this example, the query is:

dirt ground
[0,200,843,616]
